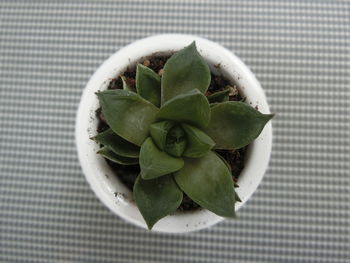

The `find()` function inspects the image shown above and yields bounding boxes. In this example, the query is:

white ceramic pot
[75,34,272,233]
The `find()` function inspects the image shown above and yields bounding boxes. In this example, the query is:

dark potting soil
[96,55,247,211]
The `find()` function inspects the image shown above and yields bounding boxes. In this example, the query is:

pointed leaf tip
[136,64,161,107]
[181,124,215,158]
[206,101,273,149]
[266,113,275,120]
[134,175,183,229]
[161,42,211,104]
[121,76,133,91]
[189,41,196,48]
[235,191,242,202]
[93,129,140,158]
[174,151,236,217]
[97,147,139,165]
[207,88,230,103]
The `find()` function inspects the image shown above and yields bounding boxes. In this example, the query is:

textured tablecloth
[1,1,349,262]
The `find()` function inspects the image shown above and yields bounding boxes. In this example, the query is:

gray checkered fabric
[1,1,349,262]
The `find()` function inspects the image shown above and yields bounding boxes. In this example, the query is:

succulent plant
[94,42,273,229]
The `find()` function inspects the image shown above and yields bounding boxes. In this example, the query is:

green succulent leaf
[140,138,184,180]
[157,89,210,129]
[121,76,132,91]
[97,89,159,146]
[136,64,161,107]
[161,42,211,104]
[207,88,230,103]
[164,125,187,157]
[97,147,139,165]
[235,191,242,202]
[216,153,232,171]
[149,121,174,151]
[93,129,139,158]
[134,174,183,229]
[174,151,236,217]
[181,124,215,158]
[206,101,274,149]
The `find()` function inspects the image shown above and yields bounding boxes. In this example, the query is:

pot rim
[75,34,272,233]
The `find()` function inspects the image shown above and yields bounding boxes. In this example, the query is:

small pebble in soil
[143,59,151,67]
[228,85,239,96]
